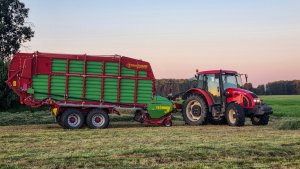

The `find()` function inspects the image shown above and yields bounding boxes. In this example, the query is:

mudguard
[182,88,214,106]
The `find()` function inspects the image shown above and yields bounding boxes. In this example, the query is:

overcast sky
[21,0,300,86]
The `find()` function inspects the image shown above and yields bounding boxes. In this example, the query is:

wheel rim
[164,119,171,127]
[92,114,105,127]
[228,109,237,124]
[68,113,81,128]
[186,100,202,121]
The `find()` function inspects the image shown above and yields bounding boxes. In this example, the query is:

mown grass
[0,95,300,168]
[1,122,300,169]
[0,110,54,126]
[260,95,300,117]
[278,119,300,130]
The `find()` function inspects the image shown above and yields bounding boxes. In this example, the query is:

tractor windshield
[222,74,243,90]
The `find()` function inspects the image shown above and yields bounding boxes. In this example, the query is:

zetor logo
[126,63,148,69]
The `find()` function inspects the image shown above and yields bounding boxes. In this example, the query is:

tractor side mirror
[245,74,248,83]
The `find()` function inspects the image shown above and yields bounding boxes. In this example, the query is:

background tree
[0,0,34,110]
[243,83,255,93]
[255,85,266,95]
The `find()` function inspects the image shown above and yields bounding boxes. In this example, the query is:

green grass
[260,95,300,117]
[0,110,54,126]
[0,95,300,168]
[0,121,300,168]
[278,119,300,130]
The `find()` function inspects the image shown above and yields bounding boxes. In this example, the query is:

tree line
[156,79,300,97]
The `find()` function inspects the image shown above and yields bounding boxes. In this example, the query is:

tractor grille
[243,97,249,107]
[243,96,253,107]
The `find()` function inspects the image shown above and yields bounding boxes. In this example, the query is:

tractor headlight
[253,98,261,104]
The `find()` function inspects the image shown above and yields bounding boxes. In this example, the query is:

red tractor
[181,70,272,126]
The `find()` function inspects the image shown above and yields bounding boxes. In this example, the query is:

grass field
[261,95,300,117]
[0,95,300,168]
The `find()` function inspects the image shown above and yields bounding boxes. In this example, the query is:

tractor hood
[225,87,261,108]
[226,88,258,98]
[225,87,272,114]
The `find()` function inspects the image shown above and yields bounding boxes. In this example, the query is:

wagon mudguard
[182,88,214,106]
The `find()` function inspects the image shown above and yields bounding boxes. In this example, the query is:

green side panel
[68,76,83,101]
[51,76,66,100]
[70,60,84,74]
[138,70,147,77]
[137,80,153,104]
[86,77,102,101]
[32,75,48,100]
[147,96,174,118]
[52,59,66,72]
[104,78,118,102]
[105,62,119,75]
[121,66,136,76]
[120,79,135,103]
[87,61,103,74]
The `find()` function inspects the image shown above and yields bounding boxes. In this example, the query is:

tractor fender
[182,88,214,106]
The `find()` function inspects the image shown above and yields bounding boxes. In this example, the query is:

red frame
[197,70,237,75]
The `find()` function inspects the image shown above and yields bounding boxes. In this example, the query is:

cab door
[205,74,221,104]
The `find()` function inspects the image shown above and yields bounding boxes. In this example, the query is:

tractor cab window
[197,74,204,89]
[205,74,221,104]
[222,74,242,90]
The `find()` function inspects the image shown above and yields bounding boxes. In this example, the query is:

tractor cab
[181,69,272,126]
[196,70,243,105]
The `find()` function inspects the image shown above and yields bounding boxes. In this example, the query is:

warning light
[12,81,17,87]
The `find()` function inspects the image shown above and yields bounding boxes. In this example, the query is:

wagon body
[7,52,155,109]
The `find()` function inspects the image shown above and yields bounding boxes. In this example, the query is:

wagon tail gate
[6,52,156,109]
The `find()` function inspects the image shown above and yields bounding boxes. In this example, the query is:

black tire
[133,110,144,123]
[182,94,208,125]
[251,114,269,125]
[56,115,63,126]
[163,119,172,127]
[225,103,245,126]
[61,109,84,129]
[86,109,109,129]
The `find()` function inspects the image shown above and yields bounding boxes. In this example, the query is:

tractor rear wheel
[182,95,208,125]
[251,114,269,125]
[225,103,245,126]
[86,109,109,129]
[61,109,84,129]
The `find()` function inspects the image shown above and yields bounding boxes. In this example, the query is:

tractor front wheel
[182,95,208,125]
[251,114,269,125]
[225,103,245,126]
